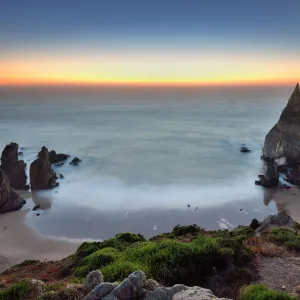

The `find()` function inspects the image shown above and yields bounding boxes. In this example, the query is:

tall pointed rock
[263,83,300,163]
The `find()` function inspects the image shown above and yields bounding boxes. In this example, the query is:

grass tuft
[241,284,296,300]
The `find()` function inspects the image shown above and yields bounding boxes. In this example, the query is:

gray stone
[144,284,187,300]
[172,286,232,300]
[84,282,118,300]
[84,270,104,292]
[28,279,45,299]
[103,270,145,300]
[143,279,161,291]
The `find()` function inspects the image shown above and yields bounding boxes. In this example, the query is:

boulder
[172,286,231,300]
[0,168,25,213]
[102,270,145,300]
[28,279,45,299]
[30,146,57,190]
[1,142,27,189]
[49,150,69,164]
[263,83,300,163]
[84,283,118,300]
[84,270,104,292]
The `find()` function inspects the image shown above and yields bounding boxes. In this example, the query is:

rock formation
[49,150,69,164]
[263,83,300,164]
[257,84,300,187]
[30,146,57,190]
[1,142,27,189]
[0,168,25,213]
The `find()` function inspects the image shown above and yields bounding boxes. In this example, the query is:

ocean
[0,85,293,240]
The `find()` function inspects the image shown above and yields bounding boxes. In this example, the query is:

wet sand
[0,208,80,273]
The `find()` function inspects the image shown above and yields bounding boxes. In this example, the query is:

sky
[1,0,300,86]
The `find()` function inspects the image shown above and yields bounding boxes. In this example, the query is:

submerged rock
[1,142,27,189]
[49,150,69,164]
[263,83,300,163]
[30,146,57,190]
[0,168,25,213]
[70,157,82,166]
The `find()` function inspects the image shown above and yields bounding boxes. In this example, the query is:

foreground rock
[173,287,230,300]
[49,150,69,164]
[0,168,25,213]
[30,146,57,190]
[1,142,28,189]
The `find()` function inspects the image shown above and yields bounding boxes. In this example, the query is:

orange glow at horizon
[1,50,299,86]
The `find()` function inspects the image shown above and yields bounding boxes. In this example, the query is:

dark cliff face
[0,169,25,213]
[263,83,300,163]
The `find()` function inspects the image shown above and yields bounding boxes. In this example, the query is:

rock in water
[263,83,300,163]
[0,169,25,213]
[30,146,57,190]
[1,142,27,189]
[70,157,82,166]
[49,150,69,164]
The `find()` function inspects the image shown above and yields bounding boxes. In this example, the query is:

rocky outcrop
[83,270,232,300]
[256,211,297,233]
[30,146,57,190]
[1,142,27,189]
[49,150,69,164]
[84,270,104,292]
[0,168,25,213]
[263,83,300,164]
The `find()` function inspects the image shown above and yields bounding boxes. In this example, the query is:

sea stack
[263,83,300,164]
[0,168,25,213]
[30,146,57,190]
[1,142,28,189]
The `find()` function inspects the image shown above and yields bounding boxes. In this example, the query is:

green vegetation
[267,228,300,251]
[74,231,253,285]
[0,280,33,300]
[37,289,80,300]
[76,232,145,257]
[171,224,202,236]
[241,284,296,300]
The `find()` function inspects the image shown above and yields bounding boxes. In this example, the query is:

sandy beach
[0,208,80,273]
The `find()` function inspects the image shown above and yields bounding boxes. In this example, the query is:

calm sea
[0,85,292,239]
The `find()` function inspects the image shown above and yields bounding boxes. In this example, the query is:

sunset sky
[1,0,300,86]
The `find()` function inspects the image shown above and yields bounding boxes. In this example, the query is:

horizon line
[0,79,298,88]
